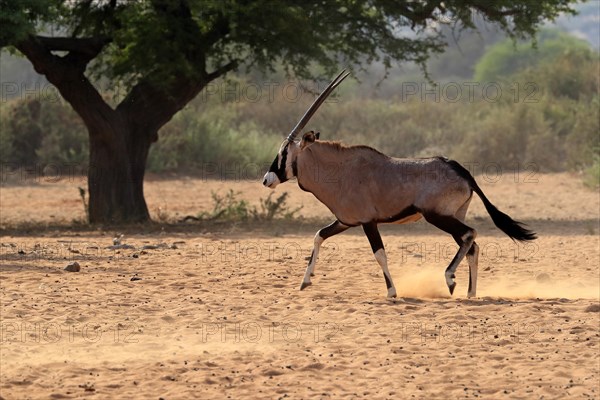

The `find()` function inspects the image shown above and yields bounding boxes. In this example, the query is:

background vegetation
[2,25,598,184]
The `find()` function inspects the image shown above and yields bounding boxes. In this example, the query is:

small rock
[536,273,551,283]
[65,262,81,272]
[584,304,600,313]
[130,276,142,282]
[142,243,169,250]
[107,244,136,250]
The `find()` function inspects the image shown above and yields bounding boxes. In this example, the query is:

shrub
[0,98,88,166]
[474,29,593,83]
[147,104,280,173]
[198,190,301,221]
[584,153,600,188]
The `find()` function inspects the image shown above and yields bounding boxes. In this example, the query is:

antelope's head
[263,70,349,189]
[262,131,320,188]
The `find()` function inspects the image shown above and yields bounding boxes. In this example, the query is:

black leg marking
[468,269,472,293]
[424,213,476,296]
[467,243,475,293]
[362,222,384,253]
[300,281,312,290]
[383,273,392,289]
[320,220,349,240]
[362,222,396,296]
[307,249,315,276]
[448,281,457,295]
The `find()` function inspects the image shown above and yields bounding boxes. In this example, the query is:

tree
[474,28,594,82]
[0,0,577,223]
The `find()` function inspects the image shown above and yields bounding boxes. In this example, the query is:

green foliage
[427,22,506,80]
[4,49,597,176]
[2,20,597,181]
[147,103,278,173]
[584,153,600,189]
[2,1,579,85]
[0,97,88,166]
[474,29,593,82]
[258,192,303,220]
[200,190,253,221]
[199,190,301,222]
[0,0,57,47]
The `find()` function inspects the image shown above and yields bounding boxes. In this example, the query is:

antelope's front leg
[300,220,349,290]
[362,222,397,298]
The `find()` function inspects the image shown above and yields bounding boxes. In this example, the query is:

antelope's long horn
[286,69,350,142]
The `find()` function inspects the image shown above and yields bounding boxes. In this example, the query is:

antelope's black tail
[444,159,537,242]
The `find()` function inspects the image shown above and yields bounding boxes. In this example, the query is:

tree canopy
[0,0,579,223]
[2,0,578,83]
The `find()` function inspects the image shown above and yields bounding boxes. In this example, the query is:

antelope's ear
[300,131,317,149]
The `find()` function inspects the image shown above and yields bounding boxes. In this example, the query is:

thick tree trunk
[87,123,153,224]
[16,34,234,224]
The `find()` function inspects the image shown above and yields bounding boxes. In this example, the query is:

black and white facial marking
[263,140,295,188]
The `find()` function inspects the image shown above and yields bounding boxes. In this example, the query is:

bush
[474,29,593,83]
[0,98,88,166]
[2,36,597,183]
[198,190,302,221]
[147,104,280,173]
[584,154,600,188]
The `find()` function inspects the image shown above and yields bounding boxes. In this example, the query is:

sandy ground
[0,172,599,399]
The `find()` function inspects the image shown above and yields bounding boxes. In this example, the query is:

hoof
[448,282,457,296]
[387,288,397,298]
[300,281,312,291]
[467,292,476,298]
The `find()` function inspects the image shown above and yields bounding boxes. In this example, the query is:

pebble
[64,262,81,272]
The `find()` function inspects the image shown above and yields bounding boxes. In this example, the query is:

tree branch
[470,4,523,18]
[36,36,111,56]
[397,1,443,28]
[15,35,116,138]
[116,77,204,138]
[116,58,238,137]
[207,60,238,81]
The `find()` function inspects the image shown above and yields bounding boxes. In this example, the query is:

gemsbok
[262,70,536,298]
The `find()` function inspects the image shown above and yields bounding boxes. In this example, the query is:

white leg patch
[300,233,323,289]
[467,243,479,298]
[374,249,396,298]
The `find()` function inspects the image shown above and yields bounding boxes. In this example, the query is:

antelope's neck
[295,143,347,212]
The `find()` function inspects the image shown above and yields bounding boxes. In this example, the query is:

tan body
[296,141,471,226]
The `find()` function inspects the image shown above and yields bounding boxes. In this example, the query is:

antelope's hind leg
[300,220,349,290]
[456,198,479,298]
[424,213,476,296]
[466,242,479,298]
[362,222,397,298]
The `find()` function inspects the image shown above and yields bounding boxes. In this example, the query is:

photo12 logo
[400,82,540,103]
[199,321,340,344]
[0,322,140,344]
